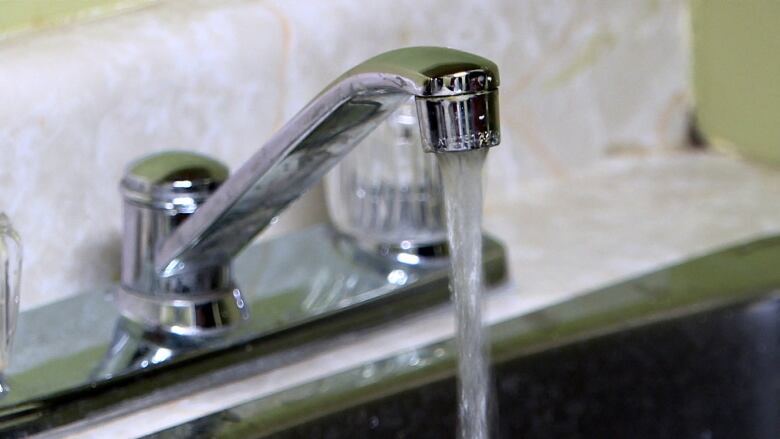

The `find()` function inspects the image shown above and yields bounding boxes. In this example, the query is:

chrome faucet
[118,47,501,335]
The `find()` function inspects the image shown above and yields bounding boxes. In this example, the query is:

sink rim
[144,233,780,438]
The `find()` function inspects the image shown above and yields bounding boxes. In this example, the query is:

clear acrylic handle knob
[0,213,21,381]
[325,99,447,250]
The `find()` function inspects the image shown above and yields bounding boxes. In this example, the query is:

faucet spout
[155,47,501,277]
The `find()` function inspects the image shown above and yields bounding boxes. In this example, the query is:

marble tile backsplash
[0,0,690,309]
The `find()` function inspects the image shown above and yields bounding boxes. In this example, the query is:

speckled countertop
[68,150,780,438]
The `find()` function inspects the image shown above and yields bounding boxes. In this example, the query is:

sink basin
[149,235,780,439]
[262,297,778,439]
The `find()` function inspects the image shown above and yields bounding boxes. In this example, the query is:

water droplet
[361,364,376,379]
[386,269,408,286]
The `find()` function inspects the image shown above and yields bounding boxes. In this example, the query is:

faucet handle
[0,213,21,382]
[325,99,449,259]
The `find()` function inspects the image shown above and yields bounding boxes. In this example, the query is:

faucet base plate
[0,224,507,437]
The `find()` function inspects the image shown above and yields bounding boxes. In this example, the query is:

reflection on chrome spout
[154,47,500,278]
[118,47,501,335]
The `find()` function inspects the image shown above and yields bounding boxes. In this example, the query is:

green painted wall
[0,0,152,36]
[692,0,780,166]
